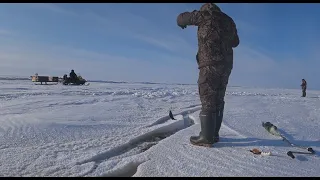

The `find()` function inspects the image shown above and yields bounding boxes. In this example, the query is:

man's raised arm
[177,10,204,28]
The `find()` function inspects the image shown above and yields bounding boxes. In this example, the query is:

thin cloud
[72,6,196,56]
[23,3,196,57]
[0,29,13,36]
[0,38,198,84]
[25,3,77,16]
[0,32,317,88]
[132,34,196,56]
[230,44,320,89]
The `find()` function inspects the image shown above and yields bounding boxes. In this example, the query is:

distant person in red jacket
[301,79,307,97]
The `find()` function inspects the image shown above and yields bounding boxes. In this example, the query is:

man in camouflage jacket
[177,3,239,147]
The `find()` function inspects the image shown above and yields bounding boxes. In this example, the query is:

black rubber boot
[214,102,225,143]
[190,112,216,147]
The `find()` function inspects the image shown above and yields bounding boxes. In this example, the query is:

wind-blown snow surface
[0,79,319,177]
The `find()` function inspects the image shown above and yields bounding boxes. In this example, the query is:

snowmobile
[62,74,89,86]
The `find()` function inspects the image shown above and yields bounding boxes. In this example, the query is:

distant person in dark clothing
[301,79,307,97]
[69,70,78,83]
[63,74,68,81]
[62,74,68,85]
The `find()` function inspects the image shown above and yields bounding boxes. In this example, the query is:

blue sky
[0,3,320,89]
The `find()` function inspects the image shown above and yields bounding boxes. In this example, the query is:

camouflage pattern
[301,79,307,97]
[177,3,239,113]
[198,66,232,113]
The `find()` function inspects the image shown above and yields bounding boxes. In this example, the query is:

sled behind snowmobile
[31,74,59,85]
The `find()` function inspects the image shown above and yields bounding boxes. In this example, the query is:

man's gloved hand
[179,25,187,29]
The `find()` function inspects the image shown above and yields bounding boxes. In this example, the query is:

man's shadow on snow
[214,129,319,161]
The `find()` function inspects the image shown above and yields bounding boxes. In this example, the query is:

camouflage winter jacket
[177,3,239,69]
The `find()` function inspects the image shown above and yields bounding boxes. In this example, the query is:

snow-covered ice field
[0,79,319,177]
